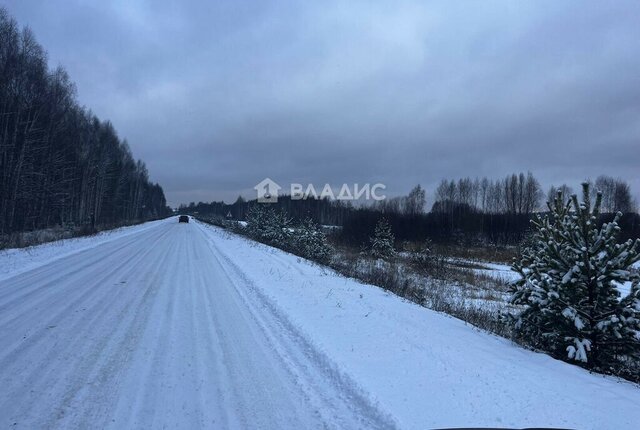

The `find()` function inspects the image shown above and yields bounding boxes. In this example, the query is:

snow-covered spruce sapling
[245,205,292,249]
[293,218,332,263]
[261,209,293,249]
[510,183,640,369]
[370,218,396,260]
[245,205,267,240]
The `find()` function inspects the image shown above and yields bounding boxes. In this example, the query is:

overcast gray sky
[4,0,639,207]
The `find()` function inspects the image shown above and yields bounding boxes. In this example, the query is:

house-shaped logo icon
[254,178,281,203]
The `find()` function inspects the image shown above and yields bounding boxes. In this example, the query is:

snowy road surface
[1,218,640,429]
[0,220,393,429]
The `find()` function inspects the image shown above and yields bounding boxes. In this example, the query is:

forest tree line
[183,172,638,246]
[0,9,170,235]
[341,173,638,245]
[179,195,353,227]
[432,173,635,216]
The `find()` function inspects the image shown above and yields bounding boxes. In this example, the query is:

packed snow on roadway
[0,217,639,429]
[0,219,167,282]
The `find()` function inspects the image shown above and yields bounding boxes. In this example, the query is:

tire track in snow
[197,222,398,430]
[0,226,173,428]
[1,220,398,429]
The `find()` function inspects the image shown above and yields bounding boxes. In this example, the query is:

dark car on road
[178,215,189,223]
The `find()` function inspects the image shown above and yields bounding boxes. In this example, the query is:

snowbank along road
[1,218,639,429]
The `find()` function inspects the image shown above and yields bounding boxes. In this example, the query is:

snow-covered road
[0,219,393,429]
[1,218,640,429]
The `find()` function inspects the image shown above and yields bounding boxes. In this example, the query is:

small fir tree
[370,218,396,259]
[293,218,332,263]
[245,205,292,248]
[261,209,292,249]
[245,205,267,240]
[510,183,640,368]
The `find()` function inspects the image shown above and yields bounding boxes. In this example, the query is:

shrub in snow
[292,218,332,263]
[411,238,435,266]
[510,183,640,369]
[410,238,449,277]
[245,205,267,240]
[369,218,396,260]
[202,215,234,230]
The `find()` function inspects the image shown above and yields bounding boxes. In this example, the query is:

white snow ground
[0,219,166,282]
[470,260,638,298]
[471,261,521,283]
[1,218,639,429]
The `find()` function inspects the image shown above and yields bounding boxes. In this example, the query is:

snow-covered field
[468,259,638,298]
[1,218,639,429]
[470,261,520,282]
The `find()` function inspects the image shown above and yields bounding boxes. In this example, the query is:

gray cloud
[5,0,640,206]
